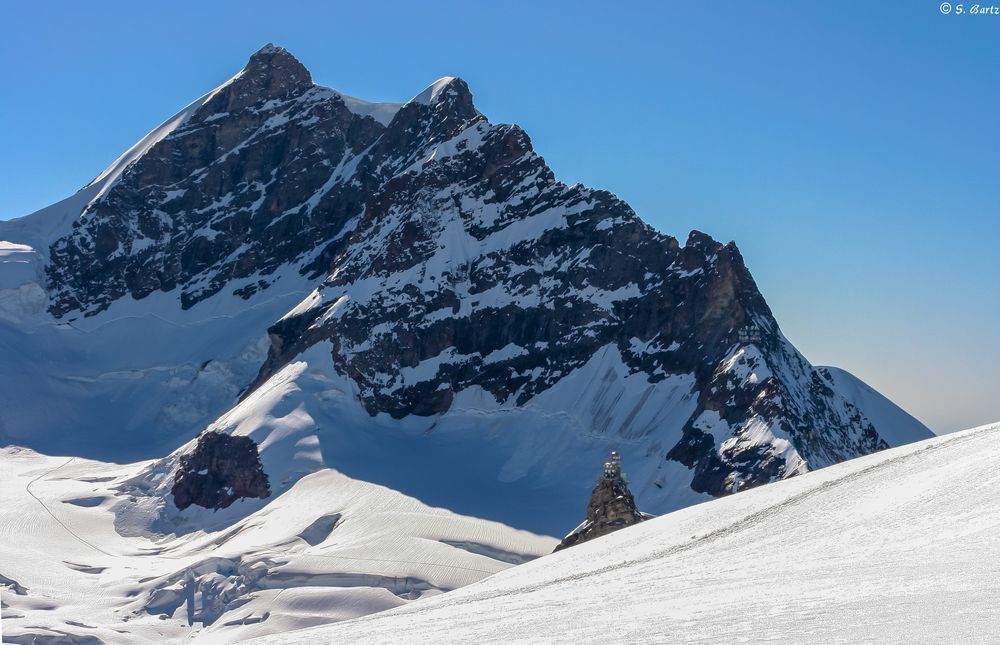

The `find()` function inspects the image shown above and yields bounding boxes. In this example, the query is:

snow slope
[0,242,47,322]
[259,421,1000,644]
[127,341,708,538]
[0,277,314,460]
[0,447,555,644]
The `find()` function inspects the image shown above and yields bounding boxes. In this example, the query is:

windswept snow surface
[0,447,555,644]
[0,185,101,261]
[260,422,1000,645]
[0,243,40,288]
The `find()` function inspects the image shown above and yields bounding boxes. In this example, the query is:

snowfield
[257,421,1000,644]
[0,448,555,644]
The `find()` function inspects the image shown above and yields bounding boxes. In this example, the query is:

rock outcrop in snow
[555,452,647,551]
[0,447,556,643]
[171,431,270,510]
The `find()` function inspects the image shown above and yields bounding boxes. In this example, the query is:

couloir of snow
[258,421,1000,645]
[0,446,555,644]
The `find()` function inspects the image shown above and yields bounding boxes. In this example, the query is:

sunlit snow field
[260,422,1000,644]
[0,448,555,643]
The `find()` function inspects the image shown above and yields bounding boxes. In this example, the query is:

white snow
[261,421,1000,645]
[0,258,317,460]
[0,49,946,645]
[482,343,528,365]
[0,446,555,644]
[691,409,731,445]
[409,77,459,106]
[0,242,39,285]
[90,340,706,552]
[0,184,103,260]
[279,288,323,322]
[334,92,402,126]
[0,241,47,321]
[720,343,772,385]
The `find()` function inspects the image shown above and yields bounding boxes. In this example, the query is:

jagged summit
[0,44,932,527]
[399,75,478,125]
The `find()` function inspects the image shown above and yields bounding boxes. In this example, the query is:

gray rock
[555,452,646,551]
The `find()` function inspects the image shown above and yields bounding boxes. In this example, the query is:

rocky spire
[554,451,648,551]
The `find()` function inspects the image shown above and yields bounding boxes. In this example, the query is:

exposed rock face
[171,431,270,510]
[46,44,384,316]
[30,44,932,505]
[555,452,646,551]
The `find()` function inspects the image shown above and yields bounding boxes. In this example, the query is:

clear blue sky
[2,1,997,432]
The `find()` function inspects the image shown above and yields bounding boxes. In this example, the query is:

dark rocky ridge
[40,45,918,502]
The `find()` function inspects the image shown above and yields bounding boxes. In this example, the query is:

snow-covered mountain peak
[0,44,932,537]
[396,75,479,129]
[410,75,462,105]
